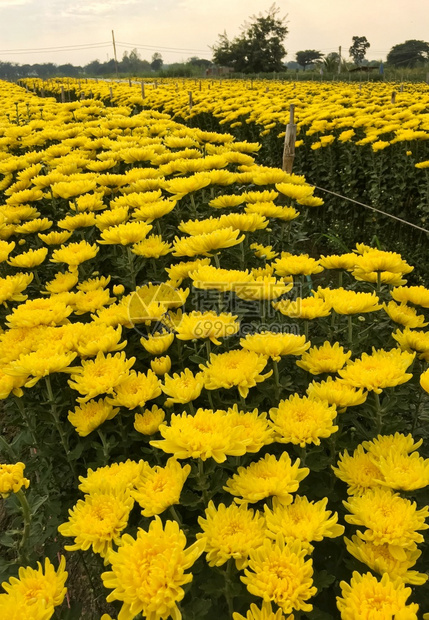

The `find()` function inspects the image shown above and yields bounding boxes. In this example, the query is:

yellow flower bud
[150,355,171,375]
[113,284,125,296]
[134,405,165,435]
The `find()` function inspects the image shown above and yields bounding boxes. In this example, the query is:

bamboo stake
[282,104,297,174]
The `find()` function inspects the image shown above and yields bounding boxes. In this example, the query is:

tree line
[1,3,428,80]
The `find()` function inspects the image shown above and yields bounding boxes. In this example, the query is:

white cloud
[0,0,32,6]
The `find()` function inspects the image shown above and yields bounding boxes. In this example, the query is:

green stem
[347,315,353,348]
[376,271,382,294]
[187,401,196,415]
[213,253,221,269]
[297,445,307,466]
[190,193,197,218]
[207,390,215,411]
[97,429,109,464]
[304,319,309,341]
[14,397,39,452]
[125,246,136,290]
[117,414,129,457]
[16,489,31,564]
[273,359,280,400]
[412,389,423,433]
[224,559,235,617]
[168,505,182,526]
[374,391,383,434]
[205,339,212,360]
[239,392,247,410]
[45,376,77,481]
[197,459,209,505]
[0,434,17,460]
[338,270,343,289]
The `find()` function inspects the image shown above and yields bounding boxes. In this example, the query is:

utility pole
[112,30,119,78]
[338,45,342,74]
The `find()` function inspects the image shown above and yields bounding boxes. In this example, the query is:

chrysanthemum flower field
[0,77,429,619]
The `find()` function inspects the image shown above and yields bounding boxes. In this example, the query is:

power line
[116,40,211,54]
[0,42,111,53]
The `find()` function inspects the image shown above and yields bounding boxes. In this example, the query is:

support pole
[282,104,297,174]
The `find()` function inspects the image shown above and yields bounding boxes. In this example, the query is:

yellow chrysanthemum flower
[0,240,16,262]
[209,194,245,209]
[161,368,204,407]
[150,408,249,463]
[246,202,299,221]
[101,518,205,620]
[73,323,126,358]
[273,253,323,276]
[197,501,266,569]
[2,556,67,609]
[201,349,272,399]
[58,212,96,231]
[58,490,134,560]
[391,285,429,308]
[4,347,77,388]
[45,270,79,294]
[140,330,175,355]
[383,301,428,328]
[354,249,413,274]
[344,488,429,550]
[362,433,423,459]
[0,589,53,619]
[0,462,30,498]
[68,351,135,402]
[67,398,119,437]
[132,458,191,517]
[270,394,338,447]
[235,276,293,301]
[190,264,253,292]
[107,369,161,410]
[241,537,317,615]
[6,297,72,329]
[134,405,165,435]
[333,445,385,496]
[0,272,34,305]
[222,405,274,453]
[345,537,428,586]
[131,234,172,258]
[175,311,239,345]
[337,572,419,618]
[78,460,145,494]
[297,341,351,375]
[150,355,172,375]
[375,450,429,492]
[392,327,429,361]
[224,452,309,505]
[50,240,99,267]
[165,258,211,286]
[8,247,48,269]
[265,495,344,552]
[99,221,152,245]
[306,376,367,409]
[318,253,358,270]
[338,348,415,393]
[250,243,279,260]
[173,227,245,257]
[240,331,309,361]
[233,601,293,620]
[273,296,331,320]
[318,287,381,315]
[38,230,73,245]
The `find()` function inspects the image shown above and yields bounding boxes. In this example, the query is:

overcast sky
[0,0,428,66]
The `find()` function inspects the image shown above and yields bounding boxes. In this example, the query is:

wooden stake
[188,91,193,110]
[61,86,65,103]
[141,81,145,98]
[282,104,297,174]
[391,91,397,104]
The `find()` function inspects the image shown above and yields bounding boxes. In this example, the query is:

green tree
[212,3,288,73]
[386,39,429,67]
[295,50,323,71]
[151,52,163,71]
[349,36,370,66]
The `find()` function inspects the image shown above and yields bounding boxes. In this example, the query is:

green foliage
[296,50,324,71]
[386,39,429,68]
[211,3,288,73]
[349,36,370,66]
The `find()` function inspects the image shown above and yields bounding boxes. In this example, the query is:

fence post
[282,104,297,174]
[61,85,65,103]
[391,91,397,104]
